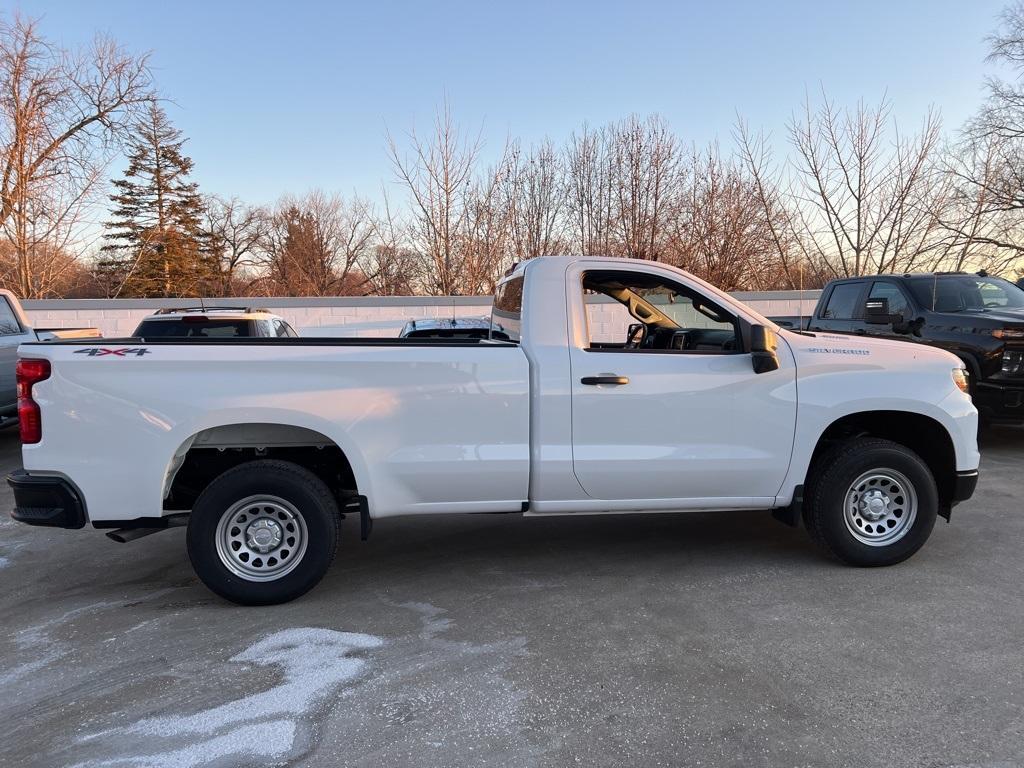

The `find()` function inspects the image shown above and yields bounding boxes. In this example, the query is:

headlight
[1003,349,1024,375]
[952,368,970,394]
[993,328,1024,339]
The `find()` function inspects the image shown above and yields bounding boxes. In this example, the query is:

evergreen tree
[100,104,214,297]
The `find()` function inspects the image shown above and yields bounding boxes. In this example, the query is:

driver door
[567,264,797,505]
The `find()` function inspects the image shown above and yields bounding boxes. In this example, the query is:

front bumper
[8,470,87,528]
[974,381,1024,423]
[952,470,979,506]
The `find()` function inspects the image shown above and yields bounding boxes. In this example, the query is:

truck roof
[827,271,1012,283]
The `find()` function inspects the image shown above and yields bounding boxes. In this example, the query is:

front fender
[779,363,979,504]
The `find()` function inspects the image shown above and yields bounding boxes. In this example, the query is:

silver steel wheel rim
[843,468,918,547]
[214,495,308,582]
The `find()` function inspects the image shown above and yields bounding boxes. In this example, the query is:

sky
[9,0,1014,208]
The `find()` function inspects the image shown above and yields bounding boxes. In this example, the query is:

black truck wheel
[803,438,938,566]
[187,459,339,605]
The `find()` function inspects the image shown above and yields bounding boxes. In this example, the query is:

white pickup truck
[8,257,980,605]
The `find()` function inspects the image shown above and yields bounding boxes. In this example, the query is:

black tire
[803,437,938,567]
[187,459,339,605]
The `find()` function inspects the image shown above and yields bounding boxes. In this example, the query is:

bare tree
[257,190,374,296]
[977,2,1024,143]
[458,159,514,294]
[359,189,418,295]
[356,189,414,295]
[202,196,270,295]
[607,114,685,261]
[671,145,798,290]
[949,4,1024,268]
[387,101,509,295]
[565,123,615,256]
[933,133,1024,272]
[0,14,153,296]
[503,139,565,260]
[786,92,944,277]
[735,120,813,288]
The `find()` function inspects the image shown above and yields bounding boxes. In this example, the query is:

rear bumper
[952,470,979,506]
[7,470,87,528]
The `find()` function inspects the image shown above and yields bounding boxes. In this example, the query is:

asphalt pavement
[0,425,1022,767]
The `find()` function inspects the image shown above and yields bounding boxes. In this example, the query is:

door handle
[581,376,629,385]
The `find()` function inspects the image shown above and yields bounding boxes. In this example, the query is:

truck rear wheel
[803,437,938,566]
[187,460,339,605]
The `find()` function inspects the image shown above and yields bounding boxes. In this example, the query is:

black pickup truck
[774,272,1024,424]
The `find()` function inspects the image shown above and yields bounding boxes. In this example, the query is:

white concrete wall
[22,291,821,339]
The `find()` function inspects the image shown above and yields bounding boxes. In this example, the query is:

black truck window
[821,283,865,320]
[868,282,909,317]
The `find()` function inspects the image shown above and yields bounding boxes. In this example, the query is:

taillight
[17,358,50,444]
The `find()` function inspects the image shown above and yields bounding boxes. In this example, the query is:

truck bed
[19,338,530,523]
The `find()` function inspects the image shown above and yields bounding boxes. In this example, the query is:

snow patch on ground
[0,538,30,569]
[74,627,384,768]
[0,599,123,686]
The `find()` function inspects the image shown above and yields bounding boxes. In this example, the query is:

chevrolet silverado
[8,257,980,604]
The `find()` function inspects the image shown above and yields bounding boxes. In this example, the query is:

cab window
[0,298,21,335]
[868,281,909,317]
[821,283,865,320]
[581,270,740,354]
[491,277,523,342]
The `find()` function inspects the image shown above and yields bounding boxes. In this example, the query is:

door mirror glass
[750,324,780,374]
[625,322,645,347]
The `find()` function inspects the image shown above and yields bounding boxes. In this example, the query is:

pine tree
[100,104,215,297]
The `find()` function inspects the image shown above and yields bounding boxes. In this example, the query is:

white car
[9,257,979,605]
[133,307,299,338]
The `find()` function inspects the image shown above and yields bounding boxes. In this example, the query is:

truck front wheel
[187,460,339,605]
[803,438,938,566]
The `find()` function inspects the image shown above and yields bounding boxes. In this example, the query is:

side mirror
[750,324,780,374]
[626,322,644,346]
[864,298,899,325]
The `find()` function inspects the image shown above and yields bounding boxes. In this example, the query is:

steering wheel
[985,301,1001,308]
[625,323,646,349]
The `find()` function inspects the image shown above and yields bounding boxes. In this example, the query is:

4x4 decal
[73,348,150,357]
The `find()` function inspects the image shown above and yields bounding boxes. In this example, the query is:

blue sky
[11,0,1011,206]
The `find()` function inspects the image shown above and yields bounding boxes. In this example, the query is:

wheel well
[808,411,957,511]
[164,424,357,511]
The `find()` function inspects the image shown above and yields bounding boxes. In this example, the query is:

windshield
[134,319,251,337]
[907,276,1024,312]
